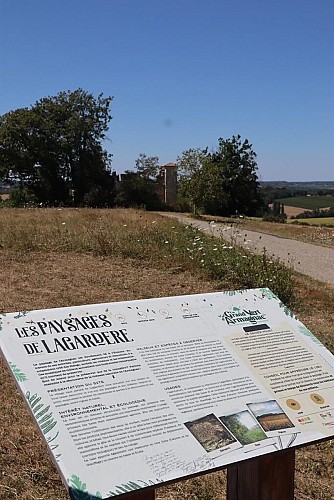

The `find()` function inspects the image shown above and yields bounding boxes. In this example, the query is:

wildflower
[62,222,66,225]
[165,241,169,244]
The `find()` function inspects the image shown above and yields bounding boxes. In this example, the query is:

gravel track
[161,214,334,286]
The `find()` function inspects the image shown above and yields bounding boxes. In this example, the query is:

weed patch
[0,208,294,305]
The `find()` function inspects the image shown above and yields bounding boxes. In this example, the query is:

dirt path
[161,213,334,286]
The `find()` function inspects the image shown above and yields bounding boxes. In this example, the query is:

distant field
[276,195,334,210]
[289,217,334,226]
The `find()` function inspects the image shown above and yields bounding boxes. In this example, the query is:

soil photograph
[184,414,237,452]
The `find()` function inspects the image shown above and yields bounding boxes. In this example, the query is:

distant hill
[260,181,334,190]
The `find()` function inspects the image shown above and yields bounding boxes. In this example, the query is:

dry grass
[0,208,333,499]
[0,208,295,305]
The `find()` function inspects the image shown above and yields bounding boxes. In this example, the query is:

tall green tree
[177,136,264,216]
[0,88,114,205]
[115,170,164,210]
[0,108,39,185]
[115,152,165,209]
[176,147,208,213]
[135,153,160,180]
[203,135,263,215]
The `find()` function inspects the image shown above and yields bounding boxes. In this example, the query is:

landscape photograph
[247,401,295,433]
[219,410,268,446]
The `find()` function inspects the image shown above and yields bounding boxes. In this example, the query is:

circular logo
[286,399,301,411]
[310,393,325,405]
[137,310,147,319]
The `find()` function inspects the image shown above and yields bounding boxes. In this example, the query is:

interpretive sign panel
[0,288,333,499]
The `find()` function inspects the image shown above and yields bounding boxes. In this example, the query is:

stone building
[115,162,178,208]
[159,162,177,207]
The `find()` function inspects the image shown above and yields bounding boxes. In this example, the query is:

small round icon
[310,393,325,405]
[137,310,147,319]
[286,399,301,411]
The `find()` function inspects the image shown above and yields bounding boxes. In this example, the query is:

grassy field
[289,217,334,227]
[0,208,333,500]
[276,195,334,210]
[0,208,294,304]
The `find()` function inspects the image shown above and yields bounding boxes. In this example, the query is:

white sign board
[1,288,333,499]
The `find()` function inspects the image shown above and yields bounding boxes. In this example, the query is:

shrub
[262,213,287,223]
[8,187,37,207]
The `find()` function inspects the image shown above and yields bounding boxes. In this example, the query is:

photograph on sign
[246,400,298,437]
[219,409,275,452]
[184,413,241,457]
[1,288,333,499]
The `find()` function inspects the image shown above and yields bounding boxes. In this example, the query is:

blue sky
[0,0,333,180]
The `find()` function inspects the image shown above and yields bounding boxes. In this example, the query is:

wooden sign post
[1,289,333,499]
[227,449,295,500]
[122,491,156,500]
[118,449,296,500]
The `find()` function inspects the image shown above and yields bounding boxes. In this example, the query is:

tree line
[0,88,265,216]
[0,89,115,207]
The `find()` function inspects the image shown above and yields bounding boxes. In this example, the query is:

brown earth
[272,205,331,218]
[283,205,312,217]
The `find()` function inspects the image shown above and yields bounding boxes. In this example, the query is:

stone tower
[162,163,177,207]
